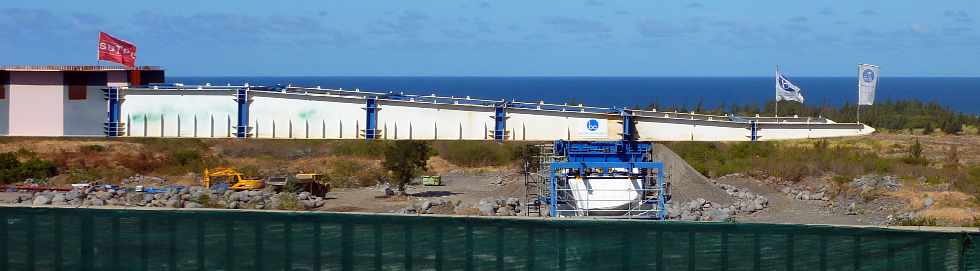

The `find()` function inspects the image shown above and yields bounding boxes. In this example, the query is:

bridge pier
[492,103,508,142]
[103,87,123,137]
[234,88,252,138]
[363,97,380,140]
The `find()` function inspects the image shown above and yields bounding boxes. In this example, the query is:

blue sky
[1,0,977,76]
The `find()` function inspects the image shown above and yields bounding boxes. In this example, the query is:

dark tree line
[645,99,980,134]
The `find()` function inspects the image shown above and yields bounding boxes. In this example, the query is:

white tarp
[858,64,879,105]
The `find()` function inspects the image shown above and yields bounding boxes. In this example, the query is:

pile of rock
[850,175,901,193]
[668,198,732,221]
[669,179,770,221]
[8,186,327,211]
[121,175,167,187]
[713,182,769,213]
[779,186,829,201]
[397,199,455,214]
[475,197,522,216]
[395,197,522,216]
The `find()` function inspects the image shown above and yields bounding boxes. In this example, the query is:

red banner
[98,32,136,67]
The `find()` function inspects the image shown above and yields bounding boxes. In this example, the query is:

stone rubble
[3,186,328,211]
[397,197,523,216]
[668,179,769,222]
[849,175,901,193]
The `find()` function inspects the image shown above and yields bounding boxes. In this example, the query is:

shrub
[902,139,928,165]
[278,193,301,210]
[922,122,934,135]
[893,216,939,226]
[170,149,202,167]
[0,152,57,184]
[0,153,21,183]
[383,141,433,192]
[941,120,962,135]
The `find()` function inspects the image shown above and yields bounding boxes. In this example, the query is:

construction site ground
[0,134,977,225]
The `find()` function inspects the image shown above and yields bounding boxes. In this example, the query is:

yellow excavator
[203,167,265,190]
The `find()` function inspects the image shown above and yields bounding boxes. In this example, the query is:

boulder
[923,197,935,208]
[495,206,515,216]
[185,202,203,208]
[165,199,180,208]
[302,200,317,209]
[506,197,521,207]
[32,195,51,205]
[51,193,66,203]
[477,202,496,216]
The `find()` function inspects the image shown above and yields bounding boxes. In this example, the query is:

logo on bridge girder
[586,119,600,131]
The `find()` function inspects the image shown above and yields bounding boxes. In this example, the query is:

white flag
[858,64,879,105]
[776,72,805,103]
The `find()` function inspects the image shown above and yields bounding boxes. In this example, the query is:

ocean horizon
[168,76,980,114]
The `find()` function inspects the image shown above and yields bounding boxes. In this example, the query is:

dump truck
[264,173,331,197]
[203,167,264,190]
[293,173,331,197]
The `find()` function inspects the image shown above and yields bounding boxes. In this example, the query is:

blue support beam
[750,120,759,142]
[620,109,635,141]
[103,87,123,137]
[493,103,507,142]
[234,88,252,138]
[363,97,380,140]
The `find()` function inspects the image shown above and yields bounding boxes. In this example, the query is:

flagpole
[856,64,861,124]
[774,65,779,120]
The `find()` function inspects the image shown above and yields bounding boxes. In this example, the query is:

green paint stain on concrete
[298,109,317,120]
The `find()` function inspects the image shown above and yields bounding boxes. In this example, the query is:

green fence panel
[0,207,976,271]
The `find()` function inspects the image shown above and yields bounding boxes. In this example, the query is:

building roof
[0,65,162,72]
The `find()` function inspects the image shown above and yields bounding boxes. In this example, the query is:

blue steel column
[750,120,759,142]
[104,87,123,137]
[493,103,507,142]
[364,97,379,140]
[620,109,634,141]
[234,88,252,138]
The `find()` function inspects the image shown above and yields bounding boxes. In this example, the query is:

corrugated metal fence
[0,207,976,271]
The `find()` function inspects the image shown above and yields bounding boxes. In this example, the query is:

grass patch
[668,140,898,182]
[326,159,382,188]
[893,216,939,226]
[431,141,535,167]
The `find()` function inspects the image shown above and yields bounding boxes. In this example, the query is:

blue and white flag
[858,64,879,105]
[775,72,805,103]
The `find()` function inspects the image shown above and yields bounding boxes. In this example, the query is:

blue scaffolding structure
[545,110,670,219]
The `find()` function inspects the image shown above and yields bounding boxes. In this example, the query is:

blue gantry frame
[547,109,668,219]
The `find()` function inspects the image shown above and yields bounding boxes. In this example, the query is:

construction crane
[202,167,264,191]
